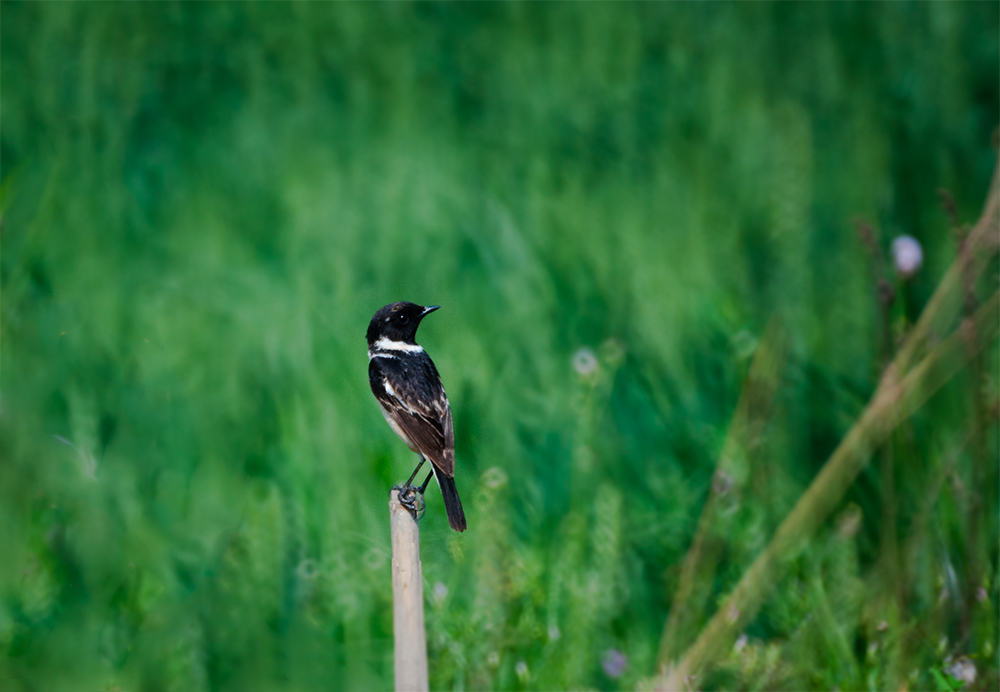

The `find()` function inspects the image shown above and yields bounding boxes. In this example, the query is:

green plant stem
[894,162,1000,376]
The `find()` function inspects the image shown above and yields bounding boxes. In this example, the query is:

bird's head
[367,302,440,345]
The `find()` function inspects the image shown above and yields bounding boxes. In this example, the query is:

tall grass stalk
[658,289,998,690]
[658,317,788,665]
[655,162,1000,689]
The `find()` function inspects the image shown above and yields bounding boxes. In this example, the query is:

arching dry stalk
[652,156,1000,691]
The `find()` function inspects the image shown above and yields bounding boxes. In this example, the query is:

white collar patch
[372,338,424,354]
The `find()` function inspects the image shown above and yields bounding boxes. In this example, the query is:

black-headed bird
[367,302,466,532]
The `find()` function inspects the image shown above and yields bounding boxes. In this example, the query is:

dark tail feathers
[435,471,467,532]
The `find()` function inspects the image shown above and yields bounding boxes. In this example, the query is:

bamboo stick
[390,488,429,692]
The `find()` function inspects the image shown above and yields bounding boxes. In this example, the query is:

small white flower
[433,582,448,603]
[601,649,628,678]
[712,469,733,497]
[837,506,863,538]
[891,235,923,278]
[296,559,319,581]
[482,467,508,490]
[572,348,598,377]
[363,547,386,571]
[945,657,976,685]
[515,660,529,680]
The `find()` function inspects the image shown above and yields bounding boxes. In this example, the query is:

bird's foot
[392,484,426,520]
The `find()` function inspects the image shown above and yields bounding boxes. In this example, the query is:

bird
[367,301,466,532]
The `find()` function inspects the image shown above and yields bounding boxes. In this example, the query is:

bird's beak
[421,305,441,317]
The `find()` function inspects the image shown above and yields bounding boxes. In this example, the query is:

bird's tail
[433,468,467,532]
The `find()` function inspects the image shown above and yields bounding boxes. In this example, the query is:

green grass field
[1,4,998,690]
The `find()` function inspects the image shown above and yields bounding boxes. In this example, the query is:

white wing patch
[383,378,421,416]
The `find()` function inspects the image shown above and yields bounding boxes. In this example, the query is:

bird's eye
[398,314,409,324]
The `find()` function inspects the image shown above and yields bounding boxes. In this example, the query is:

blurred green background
[1,3,998,691]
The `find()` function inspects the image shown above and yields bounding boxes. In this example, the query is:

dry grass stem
[652,157,1000,690]
[658,317,789,665]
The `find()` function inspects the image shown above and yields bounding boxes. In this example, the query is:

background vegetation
[1,3,998,691]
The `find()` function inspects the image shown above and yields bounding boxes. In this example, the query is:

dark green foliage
[1,3,997,690]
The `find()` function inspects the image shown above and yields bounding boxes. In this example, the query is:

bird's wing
[371,357,455,477]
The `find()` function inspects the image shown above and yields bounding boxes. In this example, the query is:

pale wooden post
[389,488,429,692]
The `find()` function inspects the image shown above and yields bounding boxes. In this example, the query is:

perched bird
[367,302,466,532]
